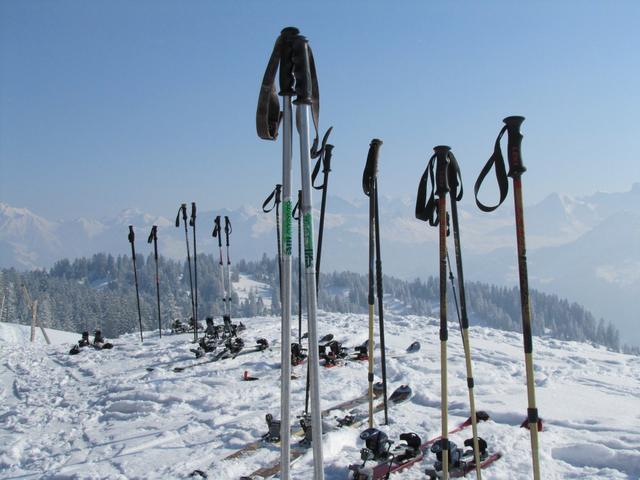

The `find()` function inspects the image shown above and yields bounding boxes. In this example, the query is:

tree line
[0,252,628,353]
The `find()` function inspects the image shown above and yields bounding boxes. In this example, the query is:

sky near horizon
[1,1,639,220]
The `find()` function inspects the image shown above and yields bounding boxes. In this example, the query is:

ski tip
[476,410,490,422]
[406,341,421,353]
[389,384,412,403]
[189,469,208,478]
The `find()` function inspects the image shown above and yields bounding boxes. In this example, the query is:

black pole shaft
[183,219,196,330]
[191,203,198,342]
[314,145,332,293]
[153,234,162,338]
[128,226,144,342]
[276,201,283,307]
[297,190,303,346]
[373,179,389,425]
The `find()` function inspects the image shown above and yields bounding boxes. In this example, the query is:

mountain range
[2,183,639,346]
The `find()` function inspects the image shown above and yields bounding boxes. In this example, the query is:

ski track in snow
[0,314,639,479]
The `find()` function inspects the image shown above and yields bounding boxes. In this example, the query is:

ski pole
[435,146,451,480]
[224,216,233,321]
[147,225,162,338]
[415,145,451,479]
[212,216,226,321]
[292,31,325,480]
[257,27,297,480]
[311,127,334,292]
[474,116,541,479]
[445,152,483,478]
[362,138,383,428]
[373,171,389,426]
[175,204,196,335]
[189,202,199,342]
[128,226,144,342]
[293,191,302,346]
[262,184,283,306]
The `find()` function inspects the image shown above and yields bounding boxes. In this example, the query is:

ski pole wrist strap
[256,28,320,152]
[212,216,222,247]
[415,153,439,226]
[447,152,464,202]
[262,185,282,213]
[147,225,157,244]
[474,125,509,212]
[292,192,301,220]
[311,127,334,190]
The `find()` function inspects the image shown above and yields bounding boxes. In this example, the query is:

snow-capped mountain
[1,183,640,345]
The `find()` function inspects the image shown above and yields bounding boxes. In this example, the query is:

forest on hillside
[0,252,627,353]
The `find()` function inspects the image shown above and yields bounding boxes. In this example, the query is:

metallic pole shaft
[297,102,324,480]
[279,96,293,480]
[438,194,449,480]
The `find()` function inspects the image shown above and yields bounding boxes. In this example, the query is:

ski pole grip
[292,34,312,105]
[128,225,135,244]
[362,139,383,194]
[278,27,298,96]
[504,116,526,178]
[323,144,334,171]
[224,216,232,245]
[147,225,157,244]
[212,216,222,247]
[434,145,451,196]
[275,184,282,204]
[191,202,196,220]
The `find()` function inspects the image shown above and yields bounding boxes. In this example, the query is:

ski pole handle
[189,202,196,226]
[147,225,157,244]
[212,216,222,248]
[323,144,334,173]
[292,34,312,105]
[362,139,383,195]
[128,225,135,244]
[224,216,232,246]
[278,27,298,96]
[504,116,526,178]
[175,204,187,227]
[434,145,451,197]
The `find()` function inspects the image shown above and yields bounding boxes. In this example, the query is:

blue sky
[1,1,638,219]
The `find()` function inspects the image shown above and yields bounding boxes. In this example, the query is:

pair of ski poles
[212,216,233,323]
[257,27,327,480]
[127,225,162,342]
[414,117,540,480]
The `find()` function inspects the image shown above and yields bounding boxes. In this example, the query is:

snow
[0,322,78,345]
[234,274,273,307]
[1,313,639,479]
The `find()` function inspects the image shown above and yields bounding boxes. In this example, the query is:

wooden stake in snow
[21,284,51,345]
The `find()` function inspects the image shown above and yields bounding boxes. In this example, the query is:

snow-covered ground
[0,321,78,345]
[1,313,639,479]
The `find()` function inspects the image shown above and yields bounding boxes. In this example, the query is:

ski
[173,339,269,372]
[348,411,490,480]
[220,383,386,464]
[323,340,421,368]
[239,385,412,480]
[426,452,503,479]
